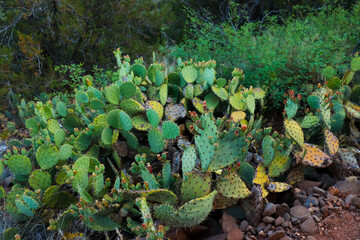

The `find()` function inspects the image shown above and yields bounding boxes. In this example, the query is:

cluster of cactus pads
[1,51,360,239]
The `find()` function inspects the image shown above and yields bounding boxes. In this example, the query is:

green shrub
[171,2,360,108]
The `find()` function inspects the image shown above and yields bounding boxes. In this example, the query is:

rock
[275,217,285,226]
[333,179,360,195]
[295,194,307,203]
[256,222,266,232]
[293,188,302,195]
[283,213,290,221]
[281,221,290,228]
[227,228,244,240]
[293,200,302,206]
[276,203,290,217]
[280,237,293,240]
[306,188,314,196]
[220,212,239,233]
[205,233,227,240]
[262,216,275,224]
[304,196,319,208]
[258,230,266,237]
[305,237,316,240]
[313,187,326,195]
[328,186,340,196]
[268,230,286,240]
[351,197,360,208]
[264,224,272,232]
[298,181,322,191]
[263,203,276,216]
[290,206,310,223]
[300,217,317,234]
[320,173,336,189]
[345,194,356,204]
[240,220,249,232]
[326,192,338,202]
[312,215,321,222]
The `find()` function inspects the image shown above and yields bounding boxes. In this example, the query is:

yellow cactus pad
[253,163,269,198]
[267,182,291,192]
[230,111,246,122]
[324,129,339,155]
[302,143,331,167]
[284,119,304,147]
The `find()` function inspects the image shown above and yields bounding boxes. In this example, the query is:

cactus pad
[29,170,51,191]
[148,128,164,153]
[54,129,66,147]
[202,67,215,86]
[120,82,136,98]
[121,131,139,149]
[204,93,219,110]
[181,173,211,202]
[229,94,246,110]
[8,155,32,177]
[119,110,132,131]
[105,84,120,105]
[301,143,331,167]
[230,111,246,122]
[184,84,194,99]
[194,134,214,171]
[146,109,160,127]
[301,115,319,128]
[25,118,39,132]
[324,129,339,155]
[237,161,255,185]
[267,182,291,192]
[106,109,123,129]
[74,132,92,151]
[165,103,186,121]
[351,57,360,71]
[285,99,298,119]
[212,193,238,210]
[130,63,147,79]
[132,115,152,131]
[216,171,250,199]
[211,86,228,100]
[59,144,73,160]
[268,149,292,177]
[284,119,304,147]
[253,163,269,198]
[286,165,304,185]
[162,121,180,139]
[43,185,77,209]
[181,66,198,83]
[262,136,275,166]
[75,90,89,103]
[36,145,59,170]
[338,148,360,171]
[307,95,320,109]
[182,146,196,176]
[56,101,68,117]
[159,84,168,105]
[90,99,105,110]
[120,99,145,116]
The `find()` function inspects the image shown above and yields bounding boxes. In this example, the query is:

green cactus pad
[245,94,255,115]
[184,84,194,99]
[327,77,341,90]
[212,192,238,210]
[15,198,34,217]
[237,161,255,185]
[72,170,89,192]
[285,99,298,119]
[132,115,152,131]
[202,67,215,86]
[159,84,168,105]
[146,109,160,127]
[0,161,3,176]
[268,149,292,177]
[54,129,66,147]
[253,88,266,99]
[216,78,227,88]
[139,189,178,205]
[59,144,73,160]
[56,101,68,117]
[8,155,32,177]
[43,185,77,209]
[121,131,139,149]
[286,165,304,185]
[208,129,248,171]
[284,119,304,147]
[301,115,320,129]
[105,84,120,105]
[168,72,181,85]
[120,82,137,98]
[0,187,5,199]
[192,97,205,113]
[74,132,92,151]
[351,57,360,71]
[262,135,275,166]
[307,95,320,109]
[25,118,39,132]
[181,66,198,83]
[162,121,180,139]
[154,191,217,228]
[106,109,123,129]
[118,110,132,131]
[147,101,164,119]
[101,127,113,145]
[148,128,164,153]
[36,144,59,170]
[204,93,219,110]
[216,171,250,199]
[181,173,211,202]
[350,85,360,105]
[130,63,147,79]
[331,113,345,132]
[162,160,171,189]
[55,210,76,231]
[75,90,89,103]
[120,99,145,115]
[63,113,82,131]
[211,86,228,100]
[342,70,354,85]
[229,94,246,110]
[90,98,105,110]
[195,134,215,171]
[29,170,51,191]
[322,66,336,78]
[22,194,39,210]
[182,146,196,177]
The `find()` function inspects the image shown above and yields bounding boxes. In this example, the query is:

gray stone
[276,203,290,217]
[300,217,317,234]
[295,194,307,203]
[256,222,266,232]
[240,220,249,232]
[312,215,321,222]
[306,237,317,240]
[264,224,272,232]
[263,203,276,216]
[345,194,356,205]
[351,197,360,209]
[275,217,285,226]
[326,192,338,202]
[268,230,286,240]
[293,200,302,206]
[333,179,360,195]
[283,212,290,221]
[290,206,310,223]
[297,181,322,191]
[293,188,302,195]
[313,187,326,195]
[262,216,275,224]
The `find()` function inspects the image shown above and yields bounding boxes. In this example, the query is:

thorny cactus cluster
[0,50,360,239]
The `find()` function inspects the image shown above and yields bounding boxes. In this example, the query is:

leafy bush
[171,2,360,108]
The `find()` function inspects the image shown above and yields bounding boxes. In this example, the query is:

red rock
[220,211,239,233]
[227,228,244,240]
[297,181,322,191]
